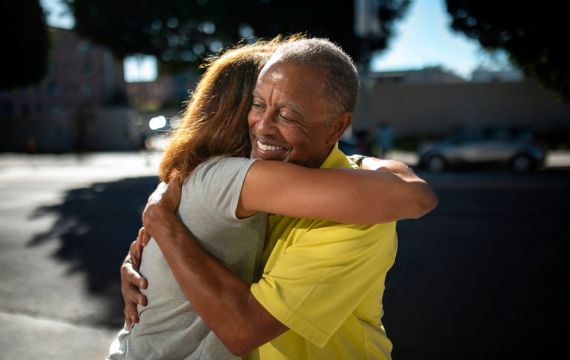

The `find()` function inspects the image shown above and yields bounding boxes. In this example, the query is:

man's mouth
[256,140,286,152]
[250,135,290,161]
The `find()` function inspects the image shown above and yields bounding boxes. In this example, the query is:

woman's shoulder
[193,156,254,176]
[180,156,259,219]
[183,156,255,189]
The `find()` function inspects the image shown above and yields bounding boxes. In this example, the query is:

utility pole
[353,0,383,154]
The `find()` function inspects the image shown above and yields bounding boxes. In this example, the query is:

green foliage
[446,0,570,102]
[0,0,49,89]
[65,0,410,73]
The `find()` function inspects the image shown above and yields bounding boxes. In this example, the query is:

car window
[460,130,484,144]
[490,128,511,141]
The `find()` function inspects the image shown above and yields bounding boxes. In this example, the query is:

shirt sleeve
[184,157,256,221]
[251,221,397,347]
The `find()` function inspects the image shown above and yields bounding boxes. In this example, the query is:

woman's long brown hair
[158,39,281,182]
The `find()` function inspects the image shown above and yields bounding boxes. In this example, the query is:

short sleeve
[183,157,257,221]
[251,221,397,347]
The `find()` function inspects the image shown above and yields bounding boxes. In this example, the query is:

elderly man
[123,38,436,359]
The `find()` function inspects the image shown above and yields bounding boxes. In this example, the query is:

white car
[417,127,546,174]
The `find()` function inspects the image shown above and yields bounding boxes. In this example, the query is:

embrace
[107,36,437,360]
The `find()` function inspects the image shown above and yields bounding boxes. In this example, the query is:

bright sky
[371,0,483,78]
[40,0,485,81]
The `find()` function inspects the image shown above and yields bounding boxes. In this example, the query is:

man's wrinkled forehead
[257,62,286,85]
[259,54,283,77]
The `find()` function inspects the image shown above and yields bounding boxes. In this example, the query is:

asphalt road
[384,170,570,359]
[0,153,568,359]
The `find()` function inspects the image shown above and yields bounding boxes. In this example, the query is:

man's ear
[327,112,352,145]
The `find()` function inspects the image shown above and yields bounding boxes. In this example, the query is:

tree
[221,0,411,67]
[446,0,570,102]
[0,0,49,90]
[64,0,410,73]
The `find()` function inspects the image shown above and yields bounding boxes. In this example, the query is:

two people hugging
[107,35,437,360]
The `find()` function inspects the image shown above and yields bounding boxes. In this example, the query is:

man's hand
[120,179,183,328]
[120,227,148,328]
[142,179,182,237]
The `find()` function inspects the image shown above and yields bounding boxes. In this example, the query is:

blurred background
[0,1,568,359]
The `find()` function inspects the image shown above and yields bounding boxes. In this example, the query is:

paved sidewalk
[0,312,116,360]
[0,152,159,360]
[0,151,162,181]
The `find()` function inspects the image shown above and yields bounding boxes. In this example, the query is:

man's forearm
[359,157,438,218]
[143,208,286,355]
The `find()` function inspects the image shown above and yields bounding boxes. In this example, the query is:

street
[384,170,570,359]
[0,152,569,359]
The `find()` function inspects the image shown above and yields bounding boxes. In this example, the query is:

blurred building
[0,27,139,153]
[354,67,570,138]
[371,66,466,84]
[127,70,198,111]
[471,66,524,83]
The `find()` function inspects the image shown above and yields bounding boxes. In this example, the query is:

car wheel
[510,154,534,174]
[426,155,445,173]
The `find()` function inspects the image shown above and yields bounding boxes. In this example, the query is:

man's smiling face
[247,62,342,168]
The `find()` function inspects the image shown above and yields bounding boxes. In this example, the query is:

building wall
[0,27,130,152]
[354,80,570,137]
[127,70,198,110]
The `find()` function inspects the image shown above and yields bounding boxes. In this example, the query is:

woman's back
[108,157,267,359]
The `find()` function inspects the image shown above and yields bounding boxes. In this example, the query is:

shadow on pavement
[28,176,159,327]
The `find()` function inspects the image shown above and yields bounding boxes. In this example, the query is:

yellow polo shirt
[248,145,398,359]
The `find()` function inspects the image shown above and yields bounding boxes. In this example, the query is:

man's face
[248,62,345,168]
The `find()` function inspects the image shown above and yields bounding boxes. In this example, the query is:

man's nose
[253,110,277,135]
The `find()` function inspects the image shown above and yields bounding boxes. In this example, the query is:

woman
[108,38,435,359]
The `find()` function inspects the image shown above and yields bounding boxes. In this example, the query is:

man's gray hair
[271,38,360,114]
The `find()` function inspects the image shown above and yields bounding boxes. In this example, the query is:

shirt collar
[319,143,350,169]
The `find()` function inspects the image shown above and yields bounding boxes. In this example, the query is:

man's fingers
[120,234,149,327]
[138,227,151,247]
[124,282,148,306]
[123,262,148,289]
[127,286,147,306]
[165,178,182,210]
[124,302,139,329]
[121,256,147,301]
[129,240,142,267]
[137,227,145,243]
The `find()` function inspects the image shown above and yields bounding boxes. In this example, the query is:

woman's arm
[238,159,437,224]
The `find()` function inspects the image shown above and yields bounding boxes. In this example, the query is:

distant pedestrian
[354,129,374,156]
[377,122,394,158]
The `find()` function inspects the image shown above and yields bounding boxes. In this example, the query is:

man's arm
[350,155,438,218]
[141,179,287,356]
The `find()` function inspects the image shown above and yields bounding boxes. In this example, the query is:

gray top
[107,157,267,360]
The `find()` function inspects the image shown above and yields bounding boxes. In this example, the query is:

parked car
[417,127,546,174]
